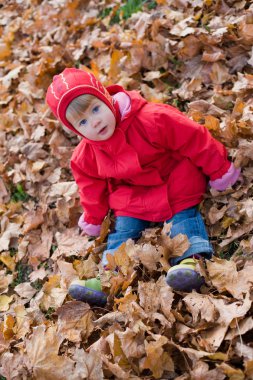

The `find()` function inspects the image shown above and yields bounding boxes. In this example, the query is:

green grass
[10,183,29,202]
[11,263,33,288]
[100,0,157,25]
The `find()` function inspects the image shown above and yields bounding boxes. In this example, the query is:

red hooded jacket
[70,85,230,225]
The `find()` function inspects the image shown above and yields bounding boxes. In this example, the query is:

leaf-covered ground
[0,0,253,379]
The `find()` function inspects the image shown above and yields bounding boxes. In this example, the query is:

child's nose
[92,118,101,128]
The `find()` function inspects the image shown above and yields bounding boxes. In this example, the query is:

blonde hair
[66,94,96,125]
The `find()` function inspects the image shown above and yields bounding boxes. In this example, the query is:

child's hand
[209,162,241,191]
[78,213,101,236]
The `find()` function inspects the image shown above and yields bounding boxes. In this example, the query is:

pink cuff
[112,92,131,118]
[78,213,101,236]
[209,163,241,191]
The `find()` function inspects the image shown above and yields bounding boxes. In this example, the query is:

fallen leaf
[0,295,13,312]
[14,282,37,300]
[56,301,94,343]
[72,348,104,380]
[206,257,253,298]
[190,361,225,380]
[25,325,75,380]
[140,335,174,379]
[116,327,146,359]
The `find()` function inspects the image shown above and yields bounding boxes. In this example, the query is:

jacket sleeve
[155,105,231,180]
[70,160,109,225]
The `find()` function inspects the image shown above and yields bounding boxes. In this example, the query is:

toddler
[46,68,240,304]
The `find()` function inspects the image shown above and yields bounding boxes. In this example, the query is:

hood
[46,68,117,136]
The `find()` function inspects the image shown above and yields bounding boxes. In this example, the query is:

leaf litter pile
[0,0,253,379]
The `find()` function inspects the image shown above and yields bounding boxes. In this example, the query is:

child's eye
[92,105,100,113]
[79,119,87,126]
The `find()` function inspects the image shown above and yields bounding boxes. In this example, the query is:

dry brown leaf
[116,327,146,359]
[29,268,47,282]
[14,282,37,300]
[183,292,218,324]
[206,257,253,298]
[0,270,13,294]
[135,243,162,271]
[38,275,67,310]
[138,281,160,313]
[14,304,32,340]
[72,348,104,380]
[52,228,92,260]
[25,325,75,380]
[245,360,253,379]
[140,334,174,379]
[94,311,127,328]
[0,352,27,380]
[218,362,245,380]
[101,353,130,379]
[0,222,21,251]
[56,260,78,288]
[56,301,94,343]
[190,361,225,380]
[114,243,131,275]
[0,178,9,203]
[73,255,98,279]
[225,316,253,340]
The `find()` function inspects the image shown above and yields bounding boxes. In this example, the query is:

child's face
[68,98,116,141]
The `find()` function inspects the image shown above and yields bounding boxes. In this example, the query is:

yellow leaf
[89,61,101,79]
[191,111,205,123]
[0,253,16,272]
[208,352,228,361]
[245,360,253,378]
[113,333,130,368]
[221,216,235,229]
[233,99,245,115]
[0,295,13,312]
[114,244,130,275]
[115,292,137,312]
[109,50,124,81]
[0,42,11,60]
[3,314,15,340]
[43,275,60,293]
[205,115,220,132]
[219,363,244,379]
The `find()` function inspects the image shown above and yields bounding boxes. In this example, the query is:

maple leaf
[24,325,75,380]
[206,257,253,298]
[56,301,94,343]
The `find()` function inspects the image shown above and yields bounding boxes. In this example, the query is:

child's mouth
[99,126,107,135]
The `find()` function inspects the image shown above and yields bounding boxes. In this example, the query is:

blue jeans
[101,206,213,267]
